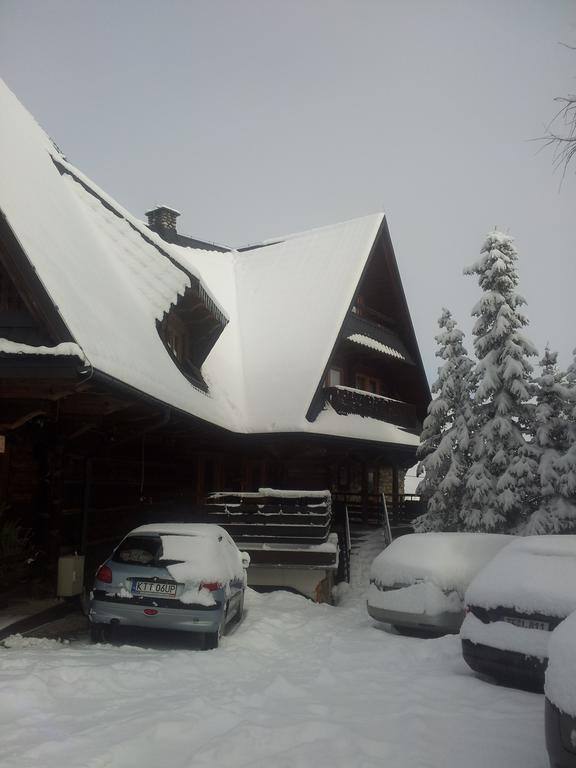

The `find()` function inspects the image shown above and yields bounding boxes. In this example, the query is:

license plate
[503,616,549,631]
[132,580,177,598]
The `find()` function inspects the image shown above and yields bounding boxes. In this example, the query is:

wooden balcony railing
[324,386,419,429]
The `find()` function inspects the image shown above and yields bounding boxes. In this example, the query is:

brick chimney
[145,206,181,242]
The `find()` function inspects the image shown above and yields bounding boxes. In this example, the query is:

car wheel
[234,592,245,623]
[204,605,227,650]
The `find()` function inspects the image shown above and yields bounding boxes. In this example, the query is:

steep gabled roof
[175,214,385,435]
[0,79,425,447]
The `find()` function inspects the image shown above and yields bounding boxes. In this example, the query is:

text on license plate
[133,580,177,597]
[503,616,549,631]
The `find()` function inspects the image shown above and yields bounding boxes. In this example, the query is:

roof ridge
[237,212,385,251]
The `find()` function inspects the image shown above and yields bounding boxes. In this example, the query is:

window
[327,367,343,387]
[113,536,161,566]
[157,307,208,390]
[355,374,381,394]
[163,313,187,364]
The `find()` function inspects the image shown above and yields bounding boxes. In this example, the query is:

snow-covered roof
[174,212,386,436]
[0,79,422,449]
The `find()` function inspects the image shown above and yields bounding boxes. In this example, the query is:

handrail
[344,505,351,556]
[381,493,393,547]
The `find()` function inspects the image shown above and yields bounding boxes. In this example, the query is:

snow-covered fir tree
[414,308,474,531]
[461,231,538,532]
[556,347,576,530]
[525,347,576,533]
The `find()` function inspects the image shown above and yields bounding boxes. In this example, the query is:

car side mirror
[241,552,251,569]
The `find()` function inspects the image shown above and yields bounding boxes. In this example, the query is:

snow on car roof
[465,535,576,617]
[129,523,229,539]
[370,533,513,592]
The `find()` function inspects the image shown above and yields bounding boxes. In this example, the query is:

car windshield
[113,535,161,566]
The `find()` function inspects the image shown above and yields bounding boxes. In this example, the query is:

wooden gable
[307,218,430,426]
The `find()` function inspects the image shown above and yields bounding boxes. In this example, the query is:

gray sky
[1,0,575,382]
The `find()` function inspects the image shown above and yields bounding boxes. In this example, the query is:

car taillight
[200,581,222,592]
[95,565,113,584]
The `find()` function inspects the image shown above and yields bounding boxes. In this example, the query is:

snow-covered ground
[0,531,547,768]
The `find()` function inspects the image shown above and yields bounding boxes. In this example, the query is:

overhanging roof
[0,79,427,450]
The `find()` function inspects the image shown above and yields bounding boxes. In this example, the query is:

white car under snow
[367,532,513,635]
[545,610,576,767]
[461,535,576,691]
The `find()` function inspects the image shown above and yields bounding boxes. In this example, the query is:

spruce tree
[461,231,538,532]
[556,348,576,530]
[526,347,574,533]
[414,309,474,531]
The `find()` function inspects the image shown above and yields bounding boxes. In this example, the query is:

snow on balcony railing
[323,386,418,429]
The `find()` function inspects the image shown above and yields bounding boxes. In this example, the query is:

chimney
[145,206,181,242]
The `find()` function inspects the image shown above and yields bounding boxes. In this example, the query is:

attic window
[158,308,206,390]
[157,282,227,392]
[164,313,186,362]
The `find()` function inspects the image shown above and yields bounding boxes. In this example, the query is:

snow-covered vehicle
[545,611,576,768]
[462,535,576,691]
[367,532,512,635]
[89,524,249,649]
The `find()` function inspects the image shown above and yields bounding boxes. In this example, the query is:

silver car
[367,532,513,636]
[89,523,249,649]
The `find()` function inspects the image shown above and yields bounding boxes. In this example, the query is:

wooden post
[361,462,369,523]
[392,465,399,516]
[80,458,92,556]
[195,454,205,503]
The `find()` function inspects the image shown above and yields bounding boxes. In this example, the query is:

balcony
[323,385,419,430]
[343,312,413,365]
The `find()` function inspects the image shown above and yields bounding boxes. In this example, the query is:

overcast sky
[1,0,575,381]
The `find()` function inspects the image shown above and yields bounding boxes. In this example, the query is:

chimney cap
[145,205,181,217]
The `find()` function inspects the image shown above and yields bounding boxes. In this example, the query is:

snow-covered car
[545,611,576,768]
[367,532,513,635]
[461,535,576,691]
[89,524,250,649]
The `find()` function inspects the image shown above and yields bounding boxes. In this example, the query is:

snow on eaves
[0,339,87,363]
[346,333,406,360]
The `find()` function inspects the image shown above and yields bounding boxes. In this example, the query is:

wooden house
[0,80,430,592]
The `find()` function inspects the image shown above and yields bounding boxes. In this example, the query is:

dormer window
[164,313,186,363]
[157,281,228,392]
